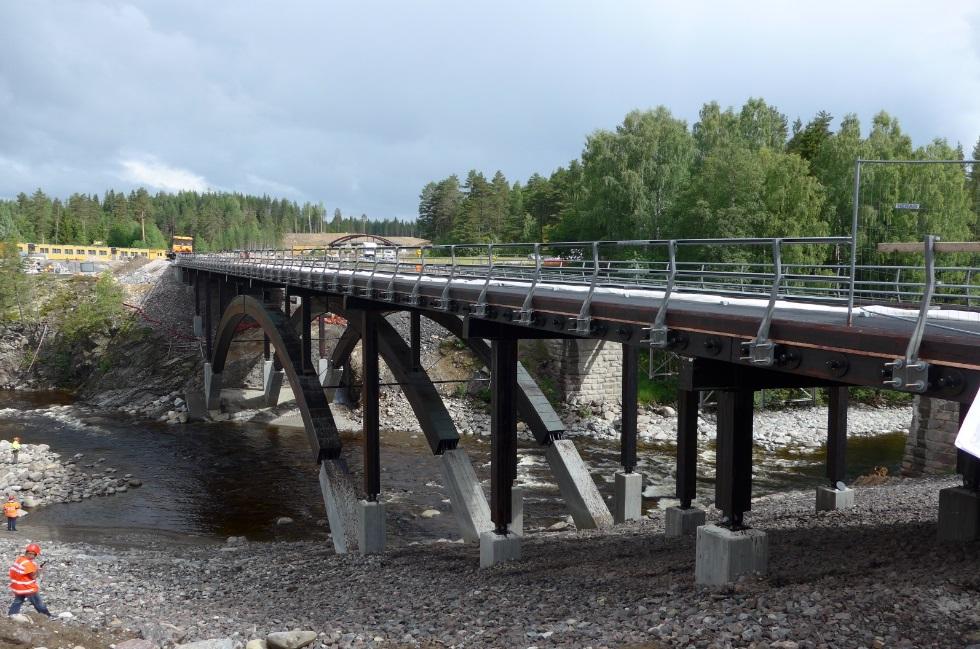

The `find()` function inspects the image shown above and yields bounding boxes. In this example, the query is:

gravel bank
[5,476,975,649]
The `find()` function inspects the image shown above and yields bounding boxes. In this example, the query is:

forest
[0,189,417,252]
[418,99,980,265]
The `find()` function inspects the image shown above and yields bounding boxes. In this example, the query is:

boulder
[245,641,268,649]
[139,622,186,646]
[7,613,31,624]
[275,517,294,525]
[266,631,317,649]
[420,509,441,518]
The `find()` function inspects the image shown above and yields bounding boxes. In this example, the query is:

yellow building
[16,243,168,261]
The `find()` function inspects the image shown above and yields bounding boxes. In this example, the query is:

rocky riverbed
[0,475,973,649]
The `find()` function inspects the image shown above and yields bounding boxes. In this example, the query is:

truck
[167,235,194,260]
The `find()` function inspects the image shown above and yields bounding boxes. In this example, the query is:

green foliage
[0,238,27,320]
[42,272,125,343]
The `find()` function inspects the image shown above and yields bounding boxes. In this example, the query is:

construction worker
[8,543,51,617]
[3,496,19,532]
[10,437,20,465]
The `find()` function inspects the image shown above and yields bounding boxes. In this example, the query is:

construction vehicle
[167,235,194,260]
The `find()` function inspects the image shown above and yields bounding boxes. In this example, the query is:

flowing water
[0,390,907,547]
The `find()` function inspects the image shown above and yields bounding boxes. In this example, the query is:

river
[0,390,906,547]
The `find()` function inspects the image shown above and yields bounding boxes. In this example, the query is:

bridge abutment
[545,339,622,405]
[902,396,959,476]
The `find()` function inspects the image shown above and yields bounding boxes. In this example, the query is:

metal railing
[177,235,980,391]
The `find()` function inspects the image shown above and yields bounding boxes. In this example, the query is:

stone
[815,485,855,512]
[695,524,768,586]
[266,630,317,649]
[665,506,706,537]
[479,530,521,568]
[116,641,158,649]
[139,622,186,646]
[275,516,294,525]
[176,640,234,649]
[245,641,268,649]
[420,509,441,518]
[8,613,31,624]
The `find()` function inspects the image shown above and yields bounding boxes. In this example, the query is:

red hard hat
[25,544,40,555]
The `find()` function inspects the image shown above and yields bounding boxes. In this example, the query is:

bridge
[175,234,980,583]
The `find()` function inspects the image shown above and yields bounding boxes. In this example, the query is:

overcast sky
[1,1,978,219]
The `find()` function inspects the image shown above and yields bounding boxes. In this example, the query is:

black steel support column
[715,389,754,529]
[620,344,637,472]
[318,315,327,359]
[677,388,699,509]
[193,276,201,316]
[204,276,214,359]
[827,387,849,487]
[958,401,980,491]
[491,338,519,535]
[361,310,381,501]
[284,286,292,317]
[263,334,271,362]
[218,278,229,314]
[410,311,422,372]
[301,294,312,373]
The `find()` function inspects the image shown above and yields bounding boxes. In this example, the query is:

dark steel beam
[681,357,844,391]
[204,276,214,359]
[263,334,271,362]
[360,309,381,501]
[827,387,849,486]
[410,311,422,372]
[301,294,312,373]
[621,344,637,472]
[463,315,577,340]
[491,338,519,534]
[194,277,201,317]
[677,388,699,509]
[715,389,754,529]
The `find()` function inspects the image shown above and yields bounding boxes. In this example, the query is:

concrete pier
[546,439,614,529]
[511,487,524,537]
[203,362,222,410]
[192,315,203,338]
[357,500,386,554]
[613,471,642,523]
[815,485,854,512]
[695,524,768,586]
[938,486,980,542]
[318,460,360,554]
[479,531,521,568]
[319,358,343,400]
[665,506,705,537]
[263,360,284,407]
[440,448,494,543]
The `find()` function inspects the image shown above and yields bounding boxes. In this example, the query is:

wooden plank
[877,241,980,253]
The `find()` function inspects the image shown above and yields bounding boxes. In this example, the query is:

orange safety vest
[9,556,38,595]
[2,502,18,518]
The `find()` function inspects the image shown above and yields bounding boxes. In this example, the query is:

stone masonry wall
[545,339,622,406]
[902,396,960,476]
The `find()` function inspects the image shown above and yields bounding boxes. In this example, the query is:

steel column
[620,344,637,472]
[958,401,980,491]
[827,387,849,486]
[361,310,381,501]
[263,334,271,362]
[410,311,422,372]
[715,390,754,529]
[194,276,201,316]
[204,276,214,359]
[490,338,519,534]
[301,295,312,373]
[677,388,699,509]
[318,315,327,359]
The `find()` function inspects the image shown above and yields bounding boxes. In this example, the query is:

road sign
[895,203,921,210]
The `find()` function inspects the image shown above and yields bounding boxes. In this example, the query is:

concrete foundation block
[263,360,284,407]
[938,486,980,542]
[613,471,643,524]
[546,439,614,529]
[815,485,855,512]
[184,390,208,422]
[192,315,203,338]
[479,531,521,568]
[511,488,524,537]
[695,524,768,586]
[204,362,222,411]
[665,506,706,537]
[320,360,343,402]
[318,460,360,554]
[440,448,494,543]
[357,500,386,555]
